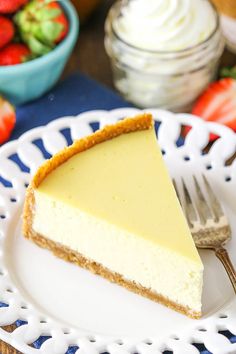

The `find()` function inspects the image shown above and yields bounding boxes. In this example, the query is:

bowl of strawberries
[0,0,79,105]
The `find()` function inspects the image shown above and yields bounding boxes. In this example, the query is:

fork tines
[173,175,228,234]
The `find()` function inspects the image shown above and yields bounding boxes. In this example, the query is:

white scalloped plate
[0,108,236,354]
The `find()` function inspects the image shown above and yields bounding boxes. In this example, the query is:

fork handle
[215,247,236,294]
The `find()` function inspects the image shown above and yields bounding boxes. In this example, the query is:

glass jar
[104,1,225,112]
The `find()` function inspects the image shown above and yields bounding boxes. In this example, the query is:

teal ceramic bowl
[0,0,79,105]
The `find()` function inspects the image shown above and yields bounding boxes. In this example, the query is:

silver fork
[173,175,236,293]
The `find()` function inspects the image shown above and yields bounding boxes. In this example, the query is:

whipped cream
[114,0,216,51]
[105,0,224,110]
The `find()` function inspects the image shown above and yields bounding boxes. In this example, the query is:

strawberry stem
[220,66,236,80]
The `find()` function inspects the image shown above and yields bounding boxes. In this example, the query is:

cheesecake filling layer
[33,190,203,313]
[34,128,202,264]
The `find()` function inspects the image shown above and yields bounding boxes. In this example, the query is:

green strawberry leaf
[30,21,63,45]
[14,10,24,26]
[41,21,64,43]
[26,35,54,56]
[221,66,236,80]
[36,8,62,21]
[14,9,31,33]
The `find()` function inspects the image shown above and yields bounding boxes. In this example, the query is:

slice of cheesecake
[23,113,203,318]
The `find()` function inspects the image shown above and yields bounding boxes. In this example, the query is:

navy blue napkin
[12,72,132,141]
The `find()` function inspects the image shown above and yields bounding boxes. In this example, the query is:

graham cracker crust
[22,114,201,320]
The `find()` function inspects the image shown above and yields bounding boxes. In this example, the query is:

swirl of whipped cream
[113,0,217,51]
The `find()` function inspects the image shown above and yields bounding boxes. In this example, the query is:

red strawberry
[0,16,15,49]
[15,0,69,56]
[0,43,31,66]
[192,78,236,132]
[0,0,28,13]
[0,97,16,145]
